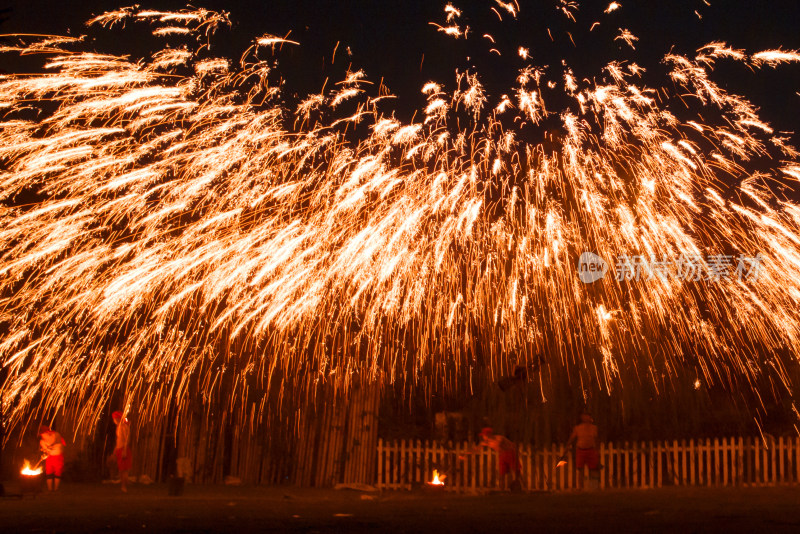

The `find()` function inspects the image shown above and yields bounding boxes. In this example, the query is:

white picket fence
[377,436,800,491]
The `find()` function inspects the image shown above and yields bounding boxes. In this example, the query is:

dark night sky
[1,1,799,129]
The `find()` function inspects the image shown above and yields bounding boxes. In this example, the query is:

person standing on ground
[38,424,66,491]
[112,411,132,492]
[460,427,522,491]
[566,412,600,489]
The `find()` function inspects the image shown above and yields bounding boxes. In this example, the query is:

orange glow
[0,4,799,434]
[21,460,42,476]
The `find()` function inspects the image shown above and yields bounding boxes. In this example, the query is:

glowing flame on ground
[430,469,446,485]
[21,460,42,476]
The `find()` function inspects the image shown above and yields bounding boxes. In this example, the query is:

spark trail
[1,4,799,432]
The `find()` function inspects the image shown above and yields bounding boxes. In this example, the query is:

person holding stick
[460,427,521,491]
[38,424,66,491]
[565,412,600,489]
[112,411,132,492]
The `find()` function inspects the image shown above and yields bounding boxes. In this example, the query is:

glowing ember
[21,460,43,476]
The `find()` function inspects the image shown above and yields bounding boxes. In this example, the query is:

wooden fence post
[795,436,800,484]
[377,438,383,489]
[755,435,762,486]
[599,441,606,490]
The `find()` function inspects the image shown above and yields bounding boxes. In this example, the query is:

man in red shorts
[112,411,132,493]
[461,427,521,491]
[567,412,600,489]
[38,425,66,491]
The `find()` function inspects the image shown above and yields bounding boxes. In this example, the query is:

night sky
[1,1,799,129]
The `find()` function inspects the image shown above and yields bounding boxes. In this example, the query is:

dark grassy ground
[1,481,799,533]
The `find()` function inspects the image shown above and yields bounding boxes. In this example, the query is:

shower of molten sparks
[0,3,799,433]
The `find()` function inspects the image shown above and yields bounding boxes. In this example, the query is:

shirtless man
[461,427,521,491]
[39,425,66,491]
[566,413,599,489]
[112,411,132,492]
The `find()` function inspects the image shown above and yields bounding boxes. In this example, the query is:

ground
[1,482,799,533]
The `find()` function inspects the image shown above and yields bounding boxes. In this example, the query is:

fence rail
[377,436,800,491]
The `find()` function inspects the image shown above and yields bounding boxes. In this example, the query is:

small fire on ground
[21,460,42,476]
[429,469,446,486]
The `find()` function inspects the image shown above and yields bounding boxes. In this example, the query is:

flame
[430,469,446,485]
[21,460,42,476]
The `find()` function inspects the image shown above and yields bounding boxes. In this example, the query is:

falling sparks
[494,0,519,19]
[445,4,461,22]
[751,49,800,67]
[1,3,800,435]
[615,28,639,50]
[255,34,301,49]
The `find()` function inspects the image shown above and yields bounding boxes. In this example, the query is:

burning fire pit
[425,469,446,491]
[19,460,44,497]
